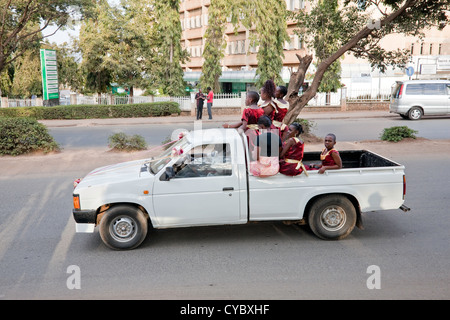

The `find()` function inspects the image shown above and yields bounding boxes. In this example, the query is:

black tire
[308,195,356,240]
[408,107,423,120]
[99,205,148,250]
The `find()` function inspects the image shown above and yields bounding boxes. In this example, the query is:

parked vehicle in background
[389,80,450,120]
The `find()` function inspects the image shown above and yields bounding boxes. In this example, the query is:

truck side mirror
[161,166,175,181]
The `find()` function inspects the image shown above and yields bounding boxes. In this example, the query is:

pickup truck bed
[303,150,400,169]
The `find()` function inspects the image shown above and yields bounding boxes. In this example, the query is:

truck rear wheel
[99,205,148,250]
[308,195,356,240]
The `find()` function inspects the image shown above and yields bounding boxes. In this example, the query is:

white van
[389,80,450,120]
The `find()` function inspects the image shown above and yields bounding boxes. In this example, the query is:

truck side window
[173,143,232,178]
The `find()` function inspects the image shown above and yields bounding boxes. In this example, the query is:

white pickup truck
[72,128,409,250]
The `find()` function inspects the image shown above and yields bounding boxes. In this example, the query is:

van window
[405,83,447,95]
[392,83,402,98]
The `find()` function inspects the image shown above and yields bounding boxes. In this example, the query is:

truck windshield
[149,138,191,174]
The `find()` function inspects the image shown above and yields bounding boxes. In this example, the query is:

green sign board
[40,49,59,100]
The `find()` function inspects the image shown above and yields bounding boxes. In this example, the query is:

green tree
[150,0,187,96]
[0,66,13,97]
[249,0,289,87]
[77,0,115,98]
[43,41,83,92]
[306,0,344,103]
[102,0,154,98]
[11,49,42,98]
[283,0,449,124]
[0,0,93,74]
[199,0,228,92]
[200,0,288,90]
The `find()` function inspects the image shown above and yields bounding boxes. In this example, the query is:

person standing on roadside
[206,87,214,120]
[195,89,206,120]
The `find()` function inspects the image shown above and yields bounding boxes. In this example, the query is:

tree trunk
[283,54,313,124]
[283,0,416,125]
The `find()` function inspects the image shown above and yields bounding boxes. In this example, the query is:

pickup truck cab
[73,128,409,250]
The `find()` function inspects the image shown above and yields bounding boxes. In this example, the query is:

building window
[429,43,433,55]
[420,43,424,55]
[410,43,414,55]
[438,44,442,55]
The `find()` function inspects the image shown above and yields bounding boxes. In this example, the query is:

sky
[43,0,120,45]
[44,25,80,45]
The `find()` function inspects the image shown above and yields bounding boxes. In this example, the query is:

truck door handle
[223,187,234,191]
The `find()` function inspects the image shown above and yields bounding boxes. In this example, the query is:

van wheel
[308,195,356,240]
[99,205,148,250]
[408,107,423,120]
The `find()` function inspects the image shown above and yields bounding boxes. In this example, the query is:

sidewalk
[39,110,396,128]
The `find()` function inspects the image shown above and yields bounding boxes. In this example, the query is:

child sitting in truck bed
[222,91,263,132]
[309,133,342,174]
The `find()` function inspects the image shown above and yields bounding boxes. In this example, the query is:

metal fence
[2,89,392,109]
[345,88,392,102]
[7,99,37,107]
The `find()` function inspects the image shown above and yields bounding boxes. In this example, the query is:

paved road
[44,111,450,149]
[0,111,449,301]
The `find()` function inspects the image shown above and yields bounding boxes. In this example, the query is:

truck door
[152,143,242,227]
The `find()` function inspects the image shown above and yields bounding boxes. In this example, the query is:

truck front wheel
[99,205,148,250]
[308,195,356,240]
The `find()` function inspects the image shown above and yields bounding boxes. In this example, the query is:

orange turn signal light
[73,194,80,210]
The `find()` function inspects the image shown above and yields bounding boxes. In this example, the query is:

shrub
[0,117,60,156]
[0,101,181,120]
[294,118,316,135]
[380,126,418,142]
[108,132,148,151]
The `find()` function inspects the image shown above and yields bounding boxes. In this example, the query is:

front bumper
[73,209,96,233]
[73,209,96,224]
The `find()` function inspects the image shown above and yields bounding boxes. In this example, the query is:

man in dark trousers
[195,89,205,120]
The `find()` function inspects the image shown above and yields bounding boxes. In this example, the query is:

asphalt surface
[39,110,396,128]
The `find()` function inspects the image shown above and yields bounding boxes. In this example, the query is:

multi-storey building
[180,0,450,94]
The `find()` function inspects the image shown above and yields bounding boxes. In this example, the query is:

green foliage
[0,0,94,74]
[108,132,147,151]
[380,126,418,142]
[200,0,228,92]
[0,102,180,119]
[251,0,289,87]
[11,49,43,98]
[0,117,60,156]
[150,0,187,96]
[78,0,115,95]
[294,118,316,135]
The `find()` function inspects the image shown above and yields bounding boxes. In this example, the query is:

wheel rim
[410,109,421,119]
[110,216,138,242]
[320,206,346,232]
